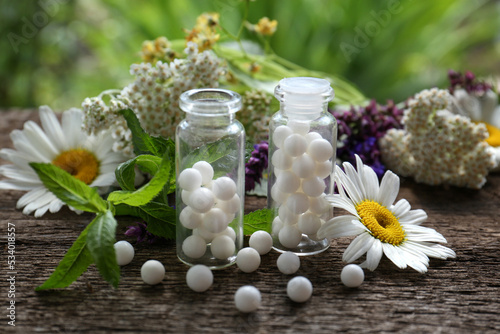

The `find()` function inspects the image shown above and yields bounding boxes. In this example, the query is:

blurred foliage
[1,0,499,110]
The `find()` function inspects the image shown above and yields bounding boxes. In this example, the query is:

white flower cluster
[82,42,225,156]
[379,88,497,189]
[239,90,272,143]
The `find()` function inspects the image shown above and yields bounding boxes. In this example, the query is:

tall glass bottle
[268,77,337,255]
[176,88,245,268]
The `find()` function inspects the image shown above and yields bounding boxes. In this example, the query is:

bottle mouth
[275,77,334,113]
[180,89,242,116]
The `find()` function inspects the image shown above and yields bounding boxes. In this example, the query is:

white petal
[11,130,51,162]
[92,131,115,159]
[391,199,411,218]
[362,165,379,200]
[404,225,447,243]
[0,179,40,191]
[399,209,428,225]
[344,161,366,199]
[34,203,51,218]
[317,215,366,238]
[382,243,407,269]
[61,108,85,148]
[378,170,400,207]
[364,238,383,271]
[0,165,39,182]
[343,233,374,263]
[16,187,49,208]
[22,191,57,214]
[49,199,64,213]
[325,195,358,216]
[90,173,116,188]
[406,241,456,259]
[336,165,363,204]
[39,105,66,151]
[0,148,34,170]
[23,121,59,158]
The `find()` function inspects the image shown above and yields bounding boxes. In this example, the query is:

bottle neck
[185,112,235,126]
[279,102,328,121]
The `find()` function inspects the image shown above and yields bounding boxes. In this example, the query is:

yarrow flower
[245,141,268,192]
[317,155,456,273]
[140,36,177,63]
[253,17,278,36]
[0,106,127,217]
[185,12,220,51]
[239,89,273,143]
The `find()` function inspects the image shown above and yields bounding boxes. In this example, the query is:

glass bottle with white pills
[268,77,337,255]
[176,88,245,268]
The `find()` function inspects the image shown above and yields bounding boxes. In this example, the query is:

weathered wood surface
[0,110,499,334]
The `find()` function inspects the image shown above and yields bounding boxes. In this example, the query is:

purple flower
[245,141,268,192]
[448,70,491,95]
[125,221,161,244]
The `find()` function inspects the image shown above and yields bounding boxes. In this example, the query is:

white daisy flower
[317,155,456,273]
[0,106,128,217]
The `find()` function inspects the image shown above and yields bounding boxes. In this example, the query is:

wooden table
[1,110,499,333]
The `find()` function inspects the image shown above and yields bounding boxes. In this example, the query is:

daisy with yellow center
[0,106,127,217]
[317,155,456,273]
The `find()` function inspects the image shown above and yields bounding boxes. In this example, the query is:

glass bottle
[176,88,245,268]
[268,77,337,255]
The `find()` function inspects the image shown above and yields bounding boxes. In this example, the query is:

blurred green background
[1,0,499,110]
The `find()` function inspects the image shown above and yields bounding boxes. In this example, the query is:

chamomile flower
[317,155,456,273]
[0,106,127,217]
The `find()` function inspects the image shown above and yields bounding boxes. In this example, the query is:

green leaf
[119,109,175,157]
[115,155,163,191]
[36,221,94,290]
[29,163,108,213]
[115,201,176,240]
[243,208,274,235]
[86,210,120,288]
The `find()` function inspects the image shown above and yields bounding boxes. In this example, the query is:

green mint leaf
[29,162,107,213]
[243,208,274,235]
[36,221,94,290]
[115,155,163,191]
[115,201,176,240]
[119,109,175,157]
[108,151,174,206]
[86,210,120,288]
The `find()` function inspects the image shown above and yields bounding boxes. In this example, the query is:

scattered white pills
[186,265,213,292]
[114,240,134,266]
[278,225,302,249]
[307,138,333,162]
[182,235,207,259]
[192,161,214,185]
[287,276,313,303]
[234,285,261,312]
[179,206,203,229]
[277,252,300,275]
[210,235,236,259]
[284,133,308,157]
[341,264,365,288]
[212,176,237,201]
[273,125,293,148]
[189,187,215,213]
[178,168,202,191]
[249,231,273,255]
[236,247,261,273]
[141,260,165,285]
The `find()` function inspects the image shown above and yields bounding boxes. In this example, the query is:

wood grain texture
[0,110,499,334]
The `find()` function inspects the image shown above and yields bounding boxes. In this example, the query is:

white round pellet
[279,205,299,225]
[179,206,203,229]
[186,264,213,292]
[192,161,214,185]
[272,216,284,235]
[273,125,293,148]
[298,212,322,235]
[217,227,236,242]
[315,160,333,179]
[203,208,229,233]
[216,193,241,214]
[288,120,310,135]
[271,184,289,204]
[249,231,273,255]
[284,133,308,157]
[225,212,236,224]
[341,264,365,288]
[114,240,134,266]
[182,235,207,259]
[189,187,215,213]
[236,247,261,273]
[181,190,192,206]
[309,195,330,215]
[234,285,261,313]
[308,139,333,162]
[278,225,302,249]
[287,276,313,303]
[277,251,300,275]
[286,192,309,214]
[292,154,316,178]
[301,176,326,197]
[211,235,236,259]
[271,149,293,170]
[212,176,237,201]
[193,228,216,243]
[178,168,202,191]
[141,260,165,285]
[305,131,322,144]
[276,171,300,193]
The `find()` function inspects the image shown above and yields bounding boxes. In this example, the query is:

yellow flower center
[52,149,99,185]
[355,200,406,245]
[479,121,500,147]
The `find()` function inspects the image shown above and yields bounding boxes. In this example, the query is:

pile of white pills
[179,161,240,260]
[271,121,333,248]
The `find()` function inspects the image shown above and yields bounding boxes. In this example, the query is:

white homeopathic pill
[216,193,241,214]
[277,251,300,275]
[276,170,300,193]
[285,192,309,214]
[315,160,333,179]
[186,265,213,292]
[272,125,293,148]
[182,235,207,258]
[114,240,134,266]
[203,208,229,234]
[304,131,322,144]
[308,195,330,215]
[301,176,326,197]
[292,154,316,178]
[307,138,333,162]
[236,247,261,273]
[278,225,302,249]
[249,231,273,255]
[178,168,202,191]
[189,187,215,213]
[179,206,203,229]
[271,184,289,204]
[341,264,365,288]
[181,190,192,206]
[272,216,284,235]
[141,260,165,285]
[288,120,310,135]
[287,276,313,303]
[192,161,214,185]
[284,133,308,157]
[298,212,322,236]
[210,235,236,259]
[212,176,237,201]
[234,285,262,312]
[271,149,293,170]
